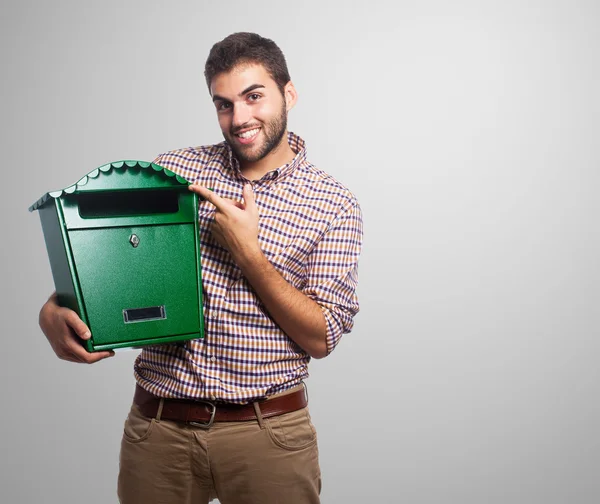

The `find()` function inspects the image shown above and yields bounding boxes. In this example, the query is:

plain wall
[1,0,599,502]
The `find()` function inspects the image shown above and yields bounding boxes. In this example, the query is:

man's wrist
[233,244,267,274]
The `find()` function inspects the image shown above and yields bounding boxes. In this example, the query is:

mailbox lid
[29,160,191,213]
[68,224,202,346]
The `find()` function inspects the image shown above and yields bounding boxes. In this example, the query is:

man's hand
[189,184,261,263]
[39,294,114,363]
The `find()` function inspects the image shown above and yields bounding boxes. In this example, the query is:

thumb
[63,309,92,340]
[243,184,257,213]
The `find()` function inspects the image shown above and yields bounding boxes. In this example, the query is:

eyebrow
[212,84,266,102]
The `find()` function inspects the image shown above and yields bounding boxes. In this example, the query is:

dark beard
[227,103,288,164]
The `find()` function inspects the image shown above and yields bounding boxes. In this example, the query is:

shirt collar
[225,131,307,183]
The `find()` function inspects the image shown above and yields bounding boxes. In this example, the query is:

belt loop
[302,381,308,403]
[156,398,164,422]
[252,401,265,429]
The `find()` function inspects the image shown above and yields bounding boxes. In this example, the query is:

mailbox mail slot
[30,160,205,352]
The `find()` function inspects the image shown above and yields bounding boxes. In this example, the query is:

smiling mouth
[234,127,261,143]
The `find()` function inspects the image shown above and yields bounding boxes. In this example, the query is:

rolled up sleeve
[303,201,363,355]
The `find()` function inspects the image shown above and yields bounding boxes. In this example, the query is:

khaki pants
[117,387,322,504]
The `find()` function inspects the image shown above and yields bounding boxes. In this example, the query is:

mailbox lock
[129,234,140,248]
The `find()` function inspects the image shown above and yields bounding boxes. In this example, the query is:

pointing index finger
[189,184,221,207]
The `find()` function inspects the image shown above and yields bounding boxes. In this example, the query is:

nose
[232,102,251,129]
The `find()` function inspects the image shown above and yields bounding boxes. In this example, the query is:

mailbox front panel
[68,224,201,348]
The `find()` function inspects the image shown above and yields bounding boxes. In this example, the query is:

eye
[216,101,231,111]
[248,93,261,102]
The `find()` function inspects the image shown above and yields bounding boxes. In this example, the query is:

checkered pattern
[134,132,362,403]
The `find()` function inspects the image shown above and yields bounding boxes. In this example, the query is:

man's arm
[190,183,328,358]
[236,248,328,359]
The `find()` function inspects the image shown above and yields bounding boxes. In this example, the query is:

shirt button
[210,394,216,401]
[210,356,216,362]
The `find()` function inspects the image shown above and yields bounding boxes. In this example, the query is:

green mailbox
[29,160,204,352]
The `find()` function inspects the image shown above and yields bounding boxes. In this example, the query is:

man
[39,32,362,504]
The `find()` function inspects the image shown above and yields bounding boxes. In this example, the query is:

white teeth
[237,128,259,139]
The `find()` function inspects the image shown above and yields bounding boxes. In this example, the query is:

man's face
[210,64,289,164]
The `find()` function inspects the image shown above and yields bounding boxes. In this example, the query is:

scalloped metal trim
[29,160,189,212]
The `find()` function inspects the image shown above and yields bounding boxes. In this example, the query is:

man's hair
[204,32,291,94]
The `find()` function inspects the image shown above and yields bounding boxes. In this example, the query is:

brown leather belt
[134,384,307,427]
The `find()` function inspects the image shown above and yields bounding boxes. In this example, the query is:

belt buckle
[188,400,217,429]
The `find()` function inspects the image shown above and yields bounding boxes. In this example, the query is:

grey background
[1,0,599,503]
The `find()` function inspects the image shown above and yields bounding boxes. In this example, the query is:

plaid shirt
[134,132,362,403]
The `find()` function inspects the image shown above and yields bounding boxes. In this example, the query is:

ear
[283,81,298,112]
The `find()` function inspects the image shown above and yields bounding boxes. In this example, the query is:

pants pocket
[122,404,155,443]
[265,407,318,451]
